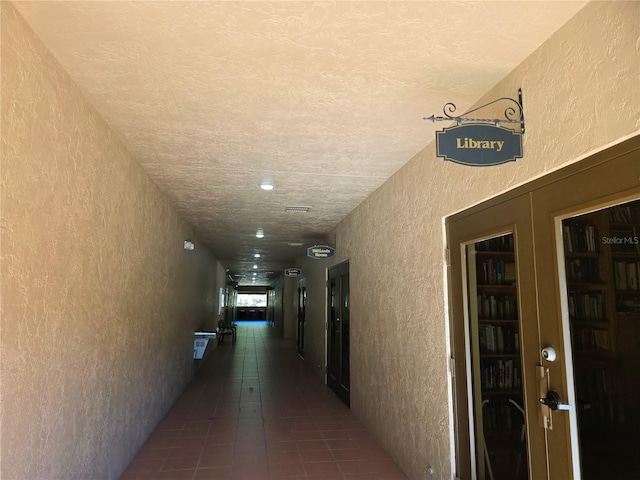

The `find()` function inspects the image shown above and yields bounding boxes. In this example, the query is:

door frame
[446,135,640,479]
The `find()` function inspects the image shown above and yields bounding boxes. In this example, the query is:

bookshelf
[609,202,640,316]
[562,201,640,434]
[562,214,616,356]
[469,234,527,480]
[607,200,640,428]
[562,211,620,433]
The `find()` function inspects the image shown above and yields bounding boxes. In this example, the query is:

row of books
[613,260,640,291]
[477,259,517,285]
[574,363,622,426]
[482,400,525,432]
[476,235,514,252]
[480,359,521,391]
[567,291,605,321]
[477,294,518,320]
[571,326,610,351]
[563,224,599,253]
[566,258,601,283]
[617,295,640,313]
[478,324,520,354]
[609,203,639,224]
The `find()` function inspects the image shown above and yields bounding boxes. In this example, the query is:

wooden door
[530,139,640,479]
[448,135,640,479]
[448,194,544,480]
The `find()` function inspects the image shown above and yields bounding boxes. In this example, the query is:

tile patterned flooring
[120,322,408,480]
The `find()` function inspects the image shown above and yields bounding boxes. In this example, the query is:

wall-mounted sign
[436,124,523,166]
[307,245,335,259]
[424,89,525,167]
[285,268,302,277]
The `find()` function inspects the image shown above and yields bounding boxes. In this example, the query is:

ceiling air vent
[285,206,311,213]
[287,242,304,247]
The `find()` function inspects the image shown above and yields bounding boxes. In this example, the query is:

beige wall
[1,3,222,479]
[301,2,640,479]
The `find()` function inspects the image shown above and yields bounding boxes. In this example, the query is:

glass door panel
[467,233,528,480]
[560,199,640,479]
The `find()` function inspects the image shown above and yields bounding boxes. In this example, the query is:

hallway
[120,322,408,480]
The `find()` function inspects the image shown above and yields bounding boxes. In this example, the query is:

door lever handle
[539,390,572,411]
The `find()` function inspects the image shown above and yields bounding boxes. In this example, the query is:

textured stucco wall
[302,2,640,479]
[1,4,221,479]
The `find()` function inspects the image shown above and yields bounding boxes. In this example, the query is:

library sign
[435,124,523,166]
[424,89,526,167]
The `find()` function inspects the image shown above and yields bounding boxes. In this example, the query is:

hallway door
[327,261,350,406]
[297,280,306,358]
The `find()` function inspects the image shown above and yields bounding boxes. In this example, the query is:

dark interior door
[327,262,350,406]
[297,281,306,358]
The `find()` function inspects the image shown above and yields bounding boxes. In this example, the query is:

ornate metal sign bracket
[424,88,525,134]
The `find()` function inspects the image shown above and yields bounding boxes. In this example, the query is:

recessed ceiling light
[254,253,261,258]
[256,229,264,238]
[286,206,311,213]
[253,264,258,269]
[260,182,274,191]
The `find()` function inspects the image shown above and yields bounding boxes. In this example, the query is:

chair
[217,319,237,345]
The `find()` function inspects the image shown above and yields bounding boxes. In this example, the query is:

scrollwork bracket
[424,88,525,134]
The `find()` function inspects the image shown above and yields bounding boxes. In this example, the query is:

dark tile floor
[120,321,408,480]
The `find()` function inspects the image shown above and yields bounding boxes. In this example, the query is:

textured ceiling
[14,1,587,285]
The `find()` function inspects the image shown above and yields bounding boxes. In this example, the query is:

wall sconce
[184,241,195,250]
